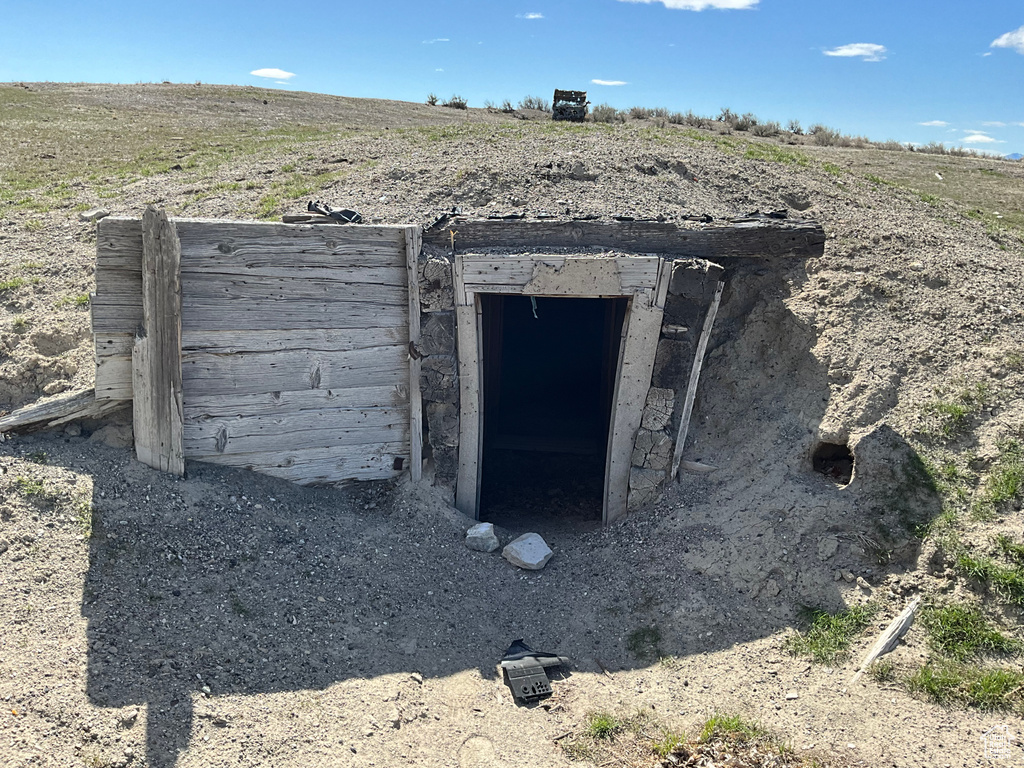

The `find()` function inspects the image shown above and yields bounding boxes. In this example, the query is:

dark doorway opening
[479,295,628,532]
[813,441,854,485]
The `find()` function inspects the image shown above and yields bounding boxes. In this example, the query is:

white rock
[78,207,111,222]
[465,522,499,553]
[502,533,553,570]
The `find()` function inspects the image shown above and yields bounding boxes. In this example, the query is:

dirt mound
[1,83,1022,768]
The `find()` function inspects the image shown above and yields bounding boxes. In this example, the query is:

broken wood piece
[850,598,920,684]
[133,206,185,476]
[0,389,126,434]
[671,280,724,480]
[405,226,423,482]
[679,460,718,473]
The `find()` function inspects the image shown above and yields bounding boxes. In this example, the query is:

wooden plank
[180,274,407,305]
[188,442,408,485]
[453,256,480,519]
[95,267,142,297]
[179,301,407,332]
[406,226,423,482]
[96,355,133,401]
[183,407,409,455]
[90,300,143,334]
[603,291,665,523]
[671,281,724,480]
[181,327,407,354]
[184,385,409,416]
[461,256,661,294]
[175,219,406,270]
[0,389,125,433]
[96,217,143,270]
[180,264,408,285]
[181,344,408,397]
[133,206,184,476]
[424,218,826,259]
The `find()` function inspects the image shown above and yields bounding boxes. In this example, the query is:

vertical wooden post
[132,206,184,476]
[671,280,724,480]
[453,255,481,519]
[405,226,423,482]
[603,288,666,523]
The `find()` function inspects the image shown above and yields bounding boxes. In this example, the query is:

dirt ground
[2,83,1024,768]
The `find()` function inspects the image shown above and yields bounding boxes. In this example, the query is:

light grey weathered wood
[0,389,125,433]
[670,280,724,480]
[133,206,184,476]
[187,442,408,485]
[453,256,481,518]
[406,226,423,482]
[603,289,666,523]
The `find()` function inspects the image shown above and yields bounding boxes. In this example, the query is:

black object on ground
[307,200,362,223]
[500,639,570,704]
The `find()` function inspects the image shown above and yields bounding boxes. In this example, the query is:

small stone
[785,691,799,700]
[856,576,871,591]
[841,570,856,583]
[817,536,839,561]
[502,533,553,570]
[465,522,499,553]
[833,570,843,582]
[410,672,423,684]
[78,207,111,222]
[64,422,82,437]
[763,579,781,598]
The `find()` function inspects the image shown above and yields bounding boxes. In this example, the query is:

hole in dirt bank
[812,441,854,485]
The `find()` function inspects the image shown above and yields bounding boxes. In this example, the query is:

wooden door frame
[452,254,670,524]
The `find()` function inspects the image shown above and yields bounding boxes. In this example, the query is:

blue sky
[1,0,1022,154]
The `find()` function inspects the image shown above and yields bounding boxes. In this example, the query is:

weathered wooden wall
[92,217,416,485]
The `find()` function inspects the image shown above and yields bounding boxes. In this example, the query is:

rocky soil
[1,83,1023,768]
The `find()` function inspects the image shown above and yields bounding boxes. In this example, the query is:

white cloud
[435,68,444,72]
[592,79,628,86]
[983,121,1006,127]
[250,68,295,80]
[617,0,758,10]
[991,25,1024,54]
[1015,122,1024,127]
[918,120,948,127]
[963,133,1003,144]
[824,43,887,61]
[422,38,449,44]
[517,12,544,19]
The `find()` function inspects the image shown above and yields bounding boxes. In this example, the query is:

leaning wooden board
[92,216,417,485]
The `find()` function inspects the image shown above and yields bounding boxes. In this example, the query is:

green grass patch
[14,476,46,496]
[995,534,1024,565]
[699,713,763,743]
[917,191,942,205]
[743,142,810,166]
[955,552,1024,606]
[822,162,845,176]
[865,173,900,188]
[921,604,1021,661]
[907,661,1024,714]
[0,276,27,291]
[786,604,877,664]
[973,441,1023,518]
[586,711,622,740]
[919,381,993,439]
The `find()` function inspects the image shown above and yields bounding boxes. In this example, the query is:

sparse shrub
[482,99,495,109]
[674,110,712,129]
[590,103,623,124]
[629,106,654,120]
[441,94,468,110]
[500,99,514,113]
[751,120,781,137]
[810,124,842,146]
[786,118,803,135]
[734,112,758,131]
[876,139,907,151]
[425,93,438,106]
[717,107,738,127]
[518,95,551,111]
